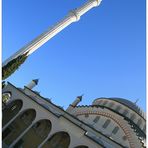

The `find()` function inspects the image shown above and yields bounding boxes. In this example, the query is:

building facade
[2,80,146,148]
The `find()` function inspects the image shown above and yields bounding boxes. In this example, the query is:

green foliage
[2,53,28,80]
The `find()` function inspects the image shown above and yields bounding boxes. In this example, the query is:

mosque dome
[92,97,145,120]
[70,97,146,147]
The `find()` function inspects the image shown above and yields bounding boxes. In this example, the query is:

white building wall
[2,84,104,148]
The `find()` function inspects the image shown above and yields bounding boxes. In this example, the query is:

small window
[131,114,136,120]
[102,119,111,128]
[98,100,103,104]
[109,102,114,108]
[93,116,100,123]
[102,101,108,106]
[137,119,142,126]
[11,105,17,111]
[85,114,89,118]
[123,110,128,116]
[116,105,121,111]
[143,125,146,132]
[2,92,11,104]
[112,126,119,134]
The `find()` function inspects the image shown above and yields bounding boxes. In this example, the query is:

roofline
[75,105,146,137]
[6,82,125,147]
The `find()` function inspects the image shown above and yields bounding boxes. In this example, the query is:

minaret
[66,95,83,112]
[3,0,102,67]
[25,79,39,90]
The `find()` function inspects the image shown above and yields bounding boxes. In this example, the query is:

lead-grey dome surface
[93,97,145,120]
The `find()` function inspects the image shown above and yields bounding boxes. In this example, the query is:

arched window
[131,113,136,120]
[93,116,100,123]
[14,119,52,148]
[2,92,11,104]
[42,131,70,148]
[109,102,114,108]
[143,124,146,132]
[112,126,119,134]
[123,110,128,116]
[2,100,23,127]
[98,100,103,104]
[3,109,36,146]
[137,119,142,126]
[102,119,111,128]
[102,101,108,106]
[116,105,121,112]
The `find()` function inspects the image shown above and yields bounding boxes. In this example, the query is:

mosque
[2,0,146,147]
[2,80,146,148]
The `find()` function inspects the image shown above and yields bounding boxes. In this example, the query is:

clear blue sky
[3,0,146,111]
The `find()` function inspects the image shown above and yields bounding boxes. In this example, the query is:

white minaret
[3,0,102,67]
[66,95,83,112]
[25,79,39,89]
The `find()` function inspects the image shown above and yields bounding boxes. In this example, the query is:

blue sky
[3,0,146,111]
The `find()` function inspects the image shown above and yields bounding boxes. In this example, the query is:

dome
[92,97,145,120]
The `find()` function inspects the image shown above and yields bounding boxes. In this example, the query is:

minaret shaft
[3,0,102,67]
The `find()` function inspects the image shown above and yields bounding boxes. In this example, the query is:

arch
[2,100,23,127]
[3,109,36,146]
[14,119,52,148]
[74,146,88,148]
[42,131,70,148]
[76,111,138,148]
